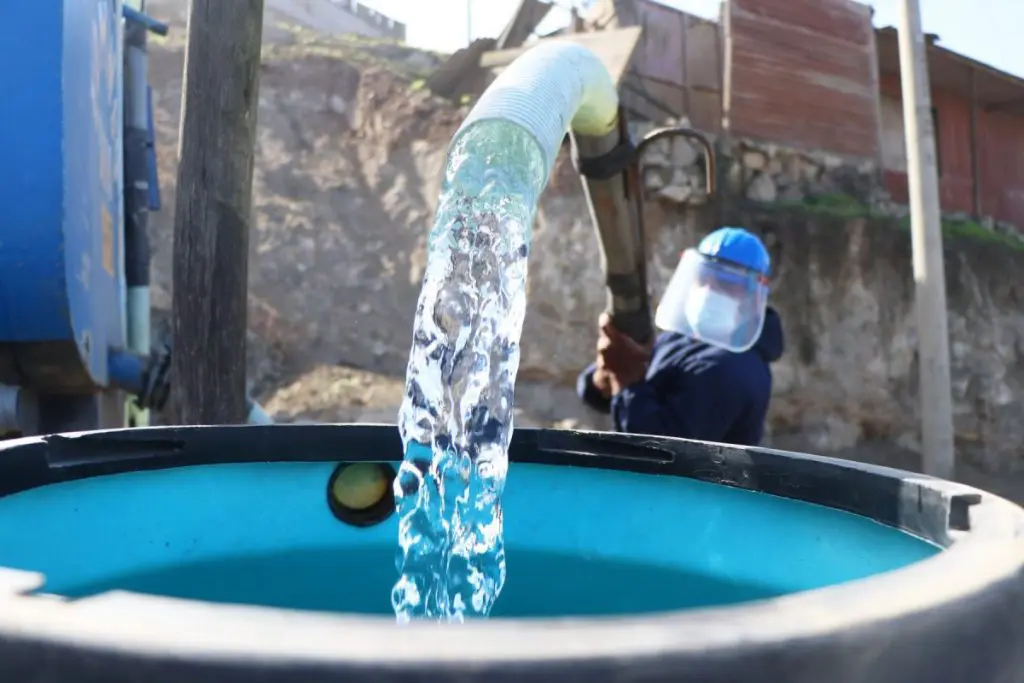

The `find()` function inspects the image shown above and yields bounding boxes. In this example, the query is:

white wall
[879,96,907,172]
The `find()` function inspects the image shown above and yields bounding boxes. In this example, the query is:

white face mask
[684,287,740,339]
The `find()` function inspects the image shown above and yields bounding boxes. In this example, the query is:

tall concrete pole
[897,0,956,479]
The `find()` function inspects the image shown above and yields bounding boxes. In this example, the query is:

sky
[359,0,1023,79]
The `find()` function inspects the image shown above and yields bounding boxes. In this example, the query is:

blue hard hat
[697,227,770,277]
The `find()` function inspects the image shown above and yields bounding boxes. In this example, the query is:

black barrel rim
[0,424,1022,681]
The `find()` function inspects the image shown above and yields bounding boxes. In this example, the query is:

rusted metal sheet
[627,1,722,106]
[620,73,686,122]
[883,82,975,215]
[630,1,687,86]
[932,88,975,214]
[583,0,723,127]
[880,69,1024,226]
[684,15,721,92]
[725,0,879,157]
[978,109,1024,227]
[883,171,909,205]
[688,89,723,133]
[731,0,871,45]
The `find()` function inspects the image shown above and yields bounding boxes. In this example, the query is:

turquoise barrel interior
[0,458,939,617]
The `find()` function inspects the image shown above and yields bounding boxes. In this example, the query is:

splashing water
[393,120,548,623]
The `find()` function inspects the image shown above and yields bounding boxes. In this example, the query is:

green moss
[758,193,1024,251]
[936,217,1023,249]
[809,193,872,216]
[888,213,1024,250]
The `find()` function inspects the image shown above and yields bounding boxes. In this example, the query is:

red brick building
[875,28,1024,225]
[587,0,1024,228]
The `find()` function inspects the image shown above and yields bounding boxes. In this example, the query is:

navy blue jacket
[576,307,785,446]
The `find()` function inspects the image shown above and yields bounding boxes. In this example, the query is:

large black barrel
[0,424,1022,682]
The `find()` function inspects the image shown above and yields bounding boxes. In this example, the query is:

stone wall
[634,119,883,208]
[721,140,884,207]
[633,118,1024,246]
[731,207,1024,473]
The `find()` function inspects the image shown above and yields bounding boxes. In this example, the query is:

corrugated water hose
[450,41,621,184]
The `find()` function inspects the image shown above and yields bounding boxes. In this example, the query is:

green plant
[757,193,1024,251]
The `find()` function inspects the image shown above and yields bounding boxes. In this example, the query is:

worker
[576,226,784,446]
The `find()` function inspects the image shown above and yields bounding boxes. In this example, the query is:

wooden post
[896,0,956,480]
[171,0,264,425]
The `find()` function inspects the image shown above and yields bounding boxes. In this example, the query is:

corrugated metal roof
[875,27,1024,115]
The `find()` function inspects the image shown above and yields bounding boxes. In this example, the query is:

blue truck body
[0,0,126,391]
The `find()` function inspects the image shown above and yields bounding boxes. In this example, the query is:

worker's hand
[596,313,651,393]
[591,366,613,399]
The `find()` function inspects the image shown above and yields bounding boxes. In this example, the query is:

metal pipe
[246,400,274,425]
[574,120,716,345]
[107,350,148,397]
[0,384,38,435]
[633,126,716,195]
[122,5,168,36]
[107,348,272,425]
[123,16,153,427]
[573,115,654,344]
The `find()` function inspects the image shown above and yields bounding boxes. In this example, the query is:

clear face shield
[654,248,769,353]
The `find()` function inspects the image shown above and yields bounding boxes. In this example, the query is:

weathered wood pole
[171,0,264,424]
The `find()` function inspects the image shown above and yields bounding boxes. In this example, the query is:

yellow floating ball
[331,464,389,511]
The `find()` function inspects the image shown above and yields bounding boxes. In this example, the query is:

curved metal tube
[576,119,717,345]
[634,126,716,195]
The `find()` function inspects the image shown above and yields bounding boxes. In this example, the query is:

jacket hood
[755,307,784,363]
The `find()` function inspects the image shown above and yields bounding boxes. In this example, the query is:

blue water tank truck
[0,1,275,435]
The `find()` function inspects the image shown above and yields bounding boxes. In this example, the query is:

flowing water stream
[393,120,548,622]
